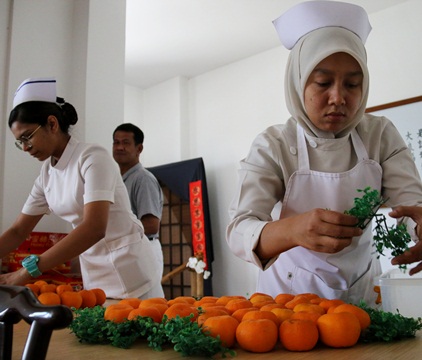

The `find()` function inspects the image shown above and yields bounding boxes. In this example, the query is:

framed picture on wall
[366,96,422,271]
[366,96,422,178]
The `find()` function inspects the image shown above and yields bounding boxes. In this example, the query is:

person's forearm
[0,214,41,258]
[141,214,160,235]
[255,218,298,260]
[0,228,27,258]
[255,209,362,260]
[36,223,105,273]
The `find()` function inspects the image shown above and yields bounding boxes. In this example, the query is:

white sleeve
[80,146,119,204]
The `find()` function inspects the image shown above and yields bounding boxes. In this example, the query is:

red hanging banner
[189,180,208,269]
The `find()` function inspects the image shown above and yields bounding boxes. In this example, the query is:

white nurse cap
[273,0,372,50]
[13,77,57,108]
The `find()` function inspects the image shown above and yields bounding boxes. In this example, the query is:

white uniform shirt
[22,137,161,298]
[227,115,422,270]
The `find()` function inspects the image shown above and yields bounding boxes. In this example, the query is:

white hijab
[285,27,369,139]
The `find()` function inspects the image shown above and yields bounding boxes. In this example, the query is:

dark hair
[113,123,144,145]
[8,100,78,134]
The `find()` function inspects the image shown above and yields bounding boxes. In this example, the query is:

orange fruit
[225,298,253,314]
[293,303,325,315]
[249,294,274,304]
[274,293,295,306]
[167,296,195,305]
[332,303,371,330]
[271,308,294,323]
[201,307,230,316]
[56,284,73,295]
[119,297,142,308]
[317,312,361,348]
[164,303,198,321]
[236,319,278,353]
[279,319,319,351]
[104,304,133,323]
[38,292,61,305]
[242,310,280,326]
[197,308,231,326]
[60,291,83,309]
[318,299,345,312]
[310,297,325,305]
[202,315,239,348]
[79,289,97,308]
[249,292,271,299]
[373,285,382,304]
[231,307,259,323]
[33,280,48,288]
[215,295,246,306]
[141,303,169,319]
[259,303,286,312]
[194,296,219,307]
[25,283,40,296]
[138,297,167,307]
[128,306,162,323]
[39,284,57,294]
[90,288,107,306]
[198,304,228,312]
[285,295,310,309]
[252,300,276,309]
[300,293,320,301]
[290,311,322,325]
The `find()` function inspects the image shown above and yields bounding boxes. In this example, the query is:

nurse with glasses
[0,77,164,300]
[15,124,41,150]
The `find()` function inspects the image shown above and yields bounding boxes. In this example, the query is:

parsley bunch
[69,306,151,348]
[344,187,387,229]
[345,187,412,269]
[69,306,235,358]
[358,302,422,342]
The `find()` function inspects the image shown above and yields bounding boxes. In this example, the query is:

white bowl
[375,268,422,318]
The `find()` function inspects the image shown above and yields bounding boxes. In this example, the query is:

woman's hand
[292,208,363,252]
[390,206,422,275]
[256,208,363,259]
[0,267,32,286]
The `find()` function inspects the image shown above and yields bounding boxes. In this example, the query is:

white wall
[124,0,422,297]
[3,0,78,234]
[1,0,421,297]
[0,0,126,234]
[125,76,192,166]
[85,0,126,147]
[366,0,422,106]
[0,0,12,232]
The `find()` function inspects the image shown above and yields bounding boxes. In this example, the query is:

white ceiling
[125,0,410,89]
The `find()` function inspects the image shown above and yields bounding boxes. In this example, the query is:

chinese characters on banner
[369,98,422,178]
[404,128,422,173]
[189,180,208,270]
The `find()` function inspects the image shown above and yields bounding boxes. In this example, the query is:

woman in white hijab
[226,1,422,305]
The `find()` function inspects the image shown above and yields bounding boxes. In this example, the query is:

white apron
[79,232,163,299]
[257,124,383,305]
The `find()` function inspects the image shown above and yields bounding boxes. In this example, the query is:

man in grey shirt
[113,123,164,275]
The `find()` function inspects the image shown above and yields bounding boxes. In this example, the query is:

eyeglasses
[15,125,42,150]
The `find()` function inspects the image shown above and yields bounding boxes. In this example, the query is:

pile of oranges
[103,292,371,353]
[25,280,106,309]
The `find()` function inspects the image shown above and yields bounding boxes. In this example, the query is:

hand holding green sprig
[345,187,411,270]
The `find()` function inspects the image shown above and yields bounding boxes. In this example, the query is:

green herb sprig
[69,306,236,358]
[345,187,412,270]
[344,187,387,229]
[358,301,422,342]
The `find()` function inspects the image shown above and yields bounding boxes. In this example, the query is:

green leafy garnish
[69,306,236,358]
[344,187,387,229]
[358,302,422,342]
[345,187,412,270]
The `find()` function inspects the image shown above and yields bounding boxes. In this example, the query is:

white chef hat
[13,77,57,109]
[273,0,372,50]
